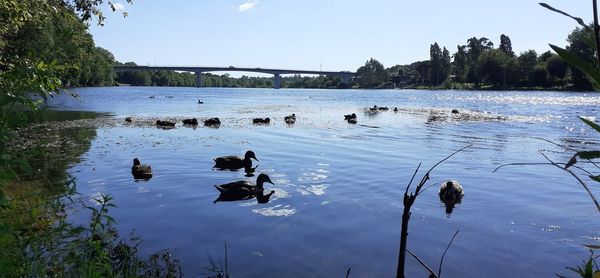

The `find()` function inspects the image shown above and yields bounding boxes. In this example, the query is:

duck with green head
[214,150,259,170]
[213,173,274,203]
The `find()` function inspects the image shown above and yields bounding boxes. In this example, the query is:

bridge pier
[195,71,203,88]
[273,74,281,89]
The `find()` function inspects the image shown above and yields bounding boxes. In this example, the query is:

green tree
[355,58,388,88]
[452,45,469,83]
[477,49,519,88]
[414,61,431,86]
[499,34,515,57]
[518,50,538,86]
[546,55,568,87]
[566,27,595,91]
[532,65,549,87]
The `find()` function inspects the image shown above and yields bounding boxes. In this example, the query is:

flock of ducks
[131,150,464,213]
[129,103,465,212]
[131,150,276,204]
[128,104,460,128]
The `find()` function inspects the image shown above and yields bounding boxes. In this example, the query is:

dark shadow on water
[22,110,113,124]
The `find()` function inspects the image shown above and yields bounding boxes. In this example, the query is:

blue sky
[90,0,591,74]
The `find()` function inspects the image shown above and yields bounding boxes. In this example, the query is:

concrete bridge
[113,65,355,89]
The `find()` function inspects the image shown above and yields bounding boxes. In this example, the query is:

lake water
[45,87,599,277]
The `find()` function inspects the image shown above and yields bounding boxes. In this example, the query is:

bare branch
[438,230,459,278]
[407,249,439,278]
[346,268,351,278]
[405,163,422,196]
[539,152,600,213]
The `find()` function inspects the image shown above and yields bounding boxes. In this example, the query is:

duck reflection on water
[213,173,275,204]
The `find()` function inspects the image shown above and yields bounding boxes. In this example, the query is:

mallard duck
[213,173,274,203]
[439,180,464,214]
[344,113,357,120]
[284,114,296,124]
[182,118,198,125]
[253,117,270,124]
[204,117,221,127]
[214,150,259,170]
[156,120,175,127]
[131,158,153,179]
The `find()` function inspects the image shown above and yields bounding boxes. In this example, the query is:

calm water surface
[48,87,600,277]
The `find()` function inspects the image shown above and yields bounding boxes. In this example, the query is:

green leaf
[585,258,593,277]
[550,44,600,89]
[540,3,587,27]
[580,116,600,133]
[576,151,600,160]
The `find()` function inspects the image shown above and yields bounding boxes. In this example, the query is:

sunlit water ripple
[47,87,600,277]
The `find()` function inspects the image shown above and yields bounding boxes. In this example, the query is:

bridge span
[113,65,355,89]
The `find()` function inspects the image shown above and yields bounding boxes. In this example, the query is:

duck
[182,118,198,125]
[284,114,296,124]
[439,180,464,214]
[253,117,271,124]
[344,113,357,120]
[378,106,389,111]
[125,117,133,123]
[451,109,460,114]
[156,120,176,127]
[149,96,155,99]
[347,118,357,124]
[198,100,204,104]
[204,117,221,127]
[393,107,398,113]
[214,150,259,170]
[213,173,274,203]
[369,105,378,112]
[131,158,153,179]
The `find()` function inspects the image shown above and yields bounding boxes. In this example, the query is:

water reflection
[213,173,275,204]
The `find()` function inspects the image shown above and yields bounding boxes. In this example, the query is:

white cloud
[238,1,258,12]
[113,2,125,11]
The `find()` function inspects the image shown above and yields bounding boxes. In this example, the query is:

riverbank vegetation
[1,1,184,277]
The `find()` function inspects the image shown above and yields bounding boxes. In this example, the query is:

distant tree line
[15,12,590,91]
[354,28,593,91]
[114,63,347,88]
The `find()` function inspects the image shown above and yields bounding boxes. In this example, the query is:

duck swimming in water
[253,117,271,124]
[214,150,259,170]
[284,114,296,124]
[213,173,274,203]
[131,158,153,179]
[156,120,175,128]
[344,113,357,120]
[182,118,198,125]
[204,117,221,127]
[439,180,464,214]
